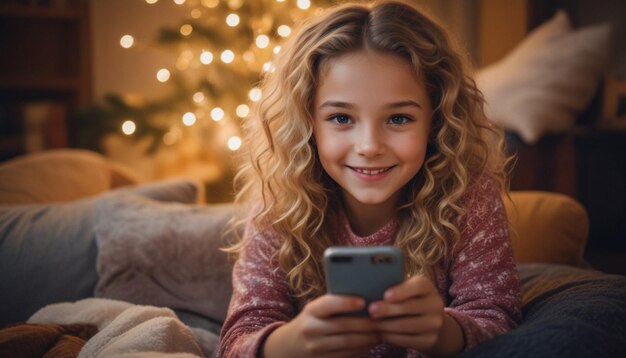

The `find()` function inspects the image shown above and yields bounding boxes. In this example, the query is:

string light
[201,0,219,8]
[273,45,281,54]
[156,68,170,82]
[174,0,186,5]
[227,136,242,151]
[182,112,197,126]
[120,35,134,48]
[262,61,274,72]
[226,13,240,27]
[193,92,205,103]
[180,24,193,36]
[297,0,311,10]
[221,50,235,63]
[163,128,181,145]
[200,50,214,64]
[249,87,262,102]
[236,104,250,118]
[122,120,136,135]
[255,34,270,48]
[211,107,225,121]
[191,9,202,18]
[277,25,291,37]
[145,0,158,4]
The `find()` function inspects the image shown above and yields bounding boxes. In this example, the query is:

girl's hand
[368,275,464,356]
[264,294,381,358]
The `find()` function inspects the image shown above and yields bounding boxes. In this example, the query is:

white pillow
[476,11,611,144]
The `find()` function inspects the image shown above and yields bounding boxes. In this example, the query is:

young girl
[219,1,521,357]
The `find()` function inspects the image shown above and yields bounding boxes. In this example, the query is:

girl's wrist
[424,313,465,358]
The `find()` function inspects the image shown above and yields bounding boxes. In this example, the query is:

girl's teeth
[355,168,389,175]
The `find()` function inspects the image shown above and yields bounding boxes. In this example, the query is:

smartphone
[324,246,404,316]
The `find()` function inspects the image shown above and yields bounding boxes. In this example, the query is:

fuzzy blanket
[24,298,206,358]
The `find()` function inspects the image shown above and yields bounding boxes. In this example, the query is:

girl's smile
[347,165,396,181]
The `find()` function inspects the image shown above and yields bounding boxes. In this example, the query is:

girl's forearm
[263,323,294,358]
[424,313,465,358]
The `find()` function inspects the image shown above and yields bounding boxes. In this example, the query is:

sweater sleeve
[218,226,296,358]
[444,179,522,351]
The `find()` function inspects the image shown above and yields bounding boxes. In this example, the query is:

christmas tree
[72,0,335,199]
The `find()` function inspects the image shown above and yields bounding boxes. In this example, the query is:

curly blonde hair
[226,0,509,300]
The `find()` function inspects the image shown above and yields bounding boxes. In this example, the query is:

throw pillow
[476,11,611,144]
[93,194,236,325]
[0,179,201,325]
[503,191,589,266]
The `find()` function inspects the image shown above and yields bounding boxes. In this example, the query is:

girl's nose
[354,125,385,157]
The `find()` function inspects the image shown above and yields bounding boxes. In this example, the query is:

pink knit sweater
[219,179,522,357]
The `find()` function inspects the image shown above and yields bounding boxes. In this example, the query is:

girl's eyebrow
[318,100,422,110]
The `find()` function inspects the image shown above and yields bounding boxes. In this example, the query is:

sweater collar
[338,209,399,246]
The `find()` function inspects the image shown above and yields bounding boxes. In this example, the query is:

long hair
[225,0,509,300]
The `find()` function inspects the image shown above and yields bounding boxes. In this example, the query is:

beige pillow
[476,11,611,144]
[504,191,589,267]
[0,149,142,205]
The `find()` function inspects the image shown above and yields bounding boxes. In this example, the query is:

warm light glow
[156,68,170,82]
[182,112,197,126]
[276,0,285,3]
[176,50,193,70]
[191,9,202,18]
[211,107,225,121]
[228,0,244,9]
[297,0,311,10]
[228,136,242,151]
[121,120,136,135]
[226,13,240,27]
[202,0,219,8]
[145,0,158,4]
[249,87,262,102]
[277,25,291,37]
[243,51,254,63]
[273,45,281,54]
[163,126,182,145]
[236,104,250,118]
[221,50,234,63]
[200,50,214,64]
[120,35,134,49]
[193,92,205,103]
[174,0,186,5]
[180,24,193,36]
[255,34,270,49]
[262,61,274,72]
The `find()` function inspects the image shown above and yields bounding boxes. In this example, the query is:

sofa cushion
[460,264,626,358]
[93,194,236,326]
[0,149,142,205]
[0,179,201,326]
[504,191,589,266]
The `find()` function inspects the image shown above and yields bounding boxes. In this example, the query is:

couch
[1,149,625,357]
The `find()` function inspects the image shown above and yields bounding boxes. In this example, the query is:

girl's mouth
[348,166,395,176]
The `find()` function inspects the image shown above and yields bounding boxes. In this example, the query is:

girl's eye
[389,115,412,125]
[329,114,352,125]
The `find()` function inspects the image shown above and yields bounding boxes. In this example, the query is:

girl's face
[313,49,433,215]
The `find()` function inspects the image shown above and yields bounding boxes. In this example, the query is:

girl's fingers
[384,275,433,302]
[369,298,422,319]
[374,314,442,334]
[305,294,365,318]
